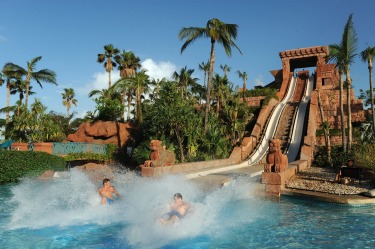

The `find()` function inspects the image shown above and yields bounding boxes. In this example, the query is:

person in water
[98,178,121,205]
[160,193,190,224]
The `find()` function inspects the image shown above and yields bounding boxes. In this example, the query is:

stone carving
[264,139,288,172]
[143,140,176,167]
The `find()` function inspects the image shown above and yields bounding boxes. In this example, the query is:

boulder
[67,121,133,146]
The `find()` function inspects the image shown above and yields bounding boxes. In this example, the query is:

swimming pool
[1,169,375,249]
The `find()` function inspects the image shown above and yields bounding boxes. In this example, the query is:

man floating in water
[98,178,121,205]
[160,193,190,224]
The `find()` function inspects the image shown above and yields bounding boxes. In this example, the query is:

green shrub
[0,150,66,184]
[313,145,353,168]
[353,144,375,170]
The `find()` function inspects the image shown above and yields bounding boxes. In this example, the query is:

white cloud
[254,74,264,86]
[141,58,177,81]
[76,70,120,95]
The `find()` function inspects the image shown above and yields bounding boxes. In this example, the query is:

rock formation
[67,121,132,146]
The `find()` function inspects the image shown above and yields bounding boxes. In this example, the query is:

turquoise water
[1,169,375,249]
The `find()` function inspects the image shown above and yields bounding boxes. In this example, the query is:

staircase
[274,73,308,152]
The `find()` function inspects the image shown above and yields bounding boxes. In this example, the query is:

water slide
[286,75,314,162]
[186,75,312,178]
[237,76,298,167]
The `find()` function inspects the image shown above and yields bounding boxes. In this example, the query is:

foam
[6,169,261,248]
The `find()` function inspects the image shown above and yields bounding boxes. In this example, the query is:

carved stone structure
[264,139,288,172]
[143,140,176,167]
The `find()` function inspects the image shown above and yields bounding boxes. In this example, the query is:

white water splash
[6,169,262,248]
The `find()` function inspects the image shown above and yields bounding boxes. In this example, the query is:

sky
[0,0,374,120]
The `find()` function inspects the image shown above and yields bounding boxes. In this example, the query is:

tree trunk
[25,72,31,108]
[368,61,375,133]
[6,80,10,124]
[127,94,132,121]
[205,41,215,132]
[121,89,126,122]
[108,71,112,88]
[339,70,346,152]
[243,78,246,101]
[318,89,332,166]
[175,128,185,162]
[346,70,353,152]
[137,85,143,123]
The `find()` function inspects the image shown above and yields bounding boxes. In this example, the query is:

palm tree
[172,66,195,98]
[115,50,141,78]
[129,70,150,123]
[329,45,346,152]
[62,88,78,117]
[97,44,120,88]
[329,14,357,152]
[212,73,230,114]
[179,18,242,132]
[10,79,36,115]
[149,77,166,101]
[198,61,210,89]
[341,14,358,152]
[360,46,375,133]
[3,56,57,109]
[220,64,231,78]
[236,70,248,100]
[111,77,133,121]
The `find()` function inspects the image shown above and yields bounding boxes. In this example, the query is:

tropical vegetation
[0,15,374,171]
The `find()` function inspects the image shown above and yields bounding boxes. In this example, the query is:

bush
[0,150,66,184]
[353,144,375,170]
[313,145,353,168]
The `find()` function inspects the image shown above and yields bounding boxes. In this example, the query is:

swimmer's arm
[113,187,121,199]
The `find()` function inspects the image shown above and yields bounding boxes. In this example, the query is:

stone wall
[242,96,266,107]
[316,89,367,129]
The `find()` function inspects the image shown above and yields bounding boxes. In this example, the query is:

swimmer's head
[174,193,183,200]
[103,178,111,185]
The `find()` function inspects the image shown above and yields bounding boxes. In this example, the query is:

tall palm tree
[3,56,57,109]
[220,64,231,78]
[236,70,248,100]
[198,61,210,89]
[360,46,375,133]
[111,77,133,121]
[329,14,358,152]
[62,88,78,117]
[341,14,358,152]
[179,18,242,132]
[129,70,150,123]
[115,50,141,78]
[97,44,120,88]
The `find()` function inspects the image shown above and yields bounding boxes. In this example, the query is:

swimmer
[98,178,121,205]
[160,193,190,224]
